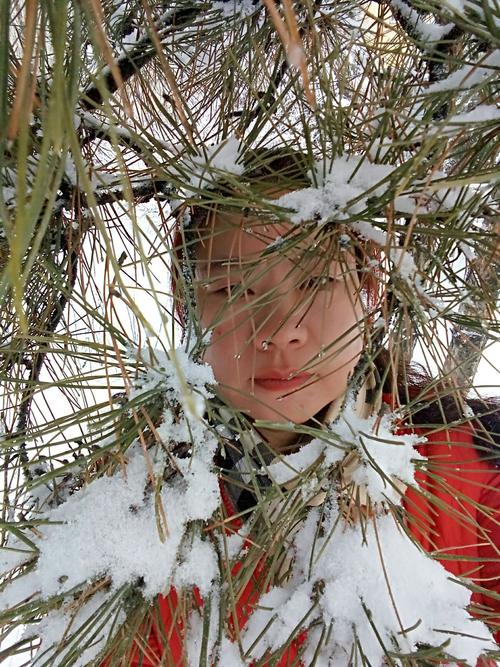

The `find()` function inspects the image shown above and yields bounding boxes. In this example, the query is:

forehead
[195,210,336,272]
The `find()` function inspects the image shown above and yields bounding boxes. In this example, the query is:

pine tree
[1,1,499,665]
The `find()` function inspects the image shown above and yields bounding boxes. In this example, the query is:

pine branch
[386,0,464,119]
[81,5,201,110]
[444,216,500,388]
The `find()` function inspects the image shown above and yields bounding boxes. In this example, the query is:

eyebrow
[197,251,335,269]
[195,259,349,285]
[196,258,257,274]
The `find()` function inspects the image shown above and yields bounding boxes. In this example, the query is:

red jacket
[123,423,500,666]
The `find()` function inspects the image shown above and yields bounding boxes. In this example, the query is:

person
[125,150,500,666]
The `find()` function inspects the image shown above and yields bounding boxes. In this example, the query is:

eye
[214,284,256,298]
[300,276,337,291]
[214,285,233,295]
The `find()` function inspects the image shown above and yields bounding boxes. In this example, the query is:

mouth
[253,372,312,392]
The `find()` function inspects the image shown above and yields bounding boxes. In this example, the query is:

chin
[247,397,318,426]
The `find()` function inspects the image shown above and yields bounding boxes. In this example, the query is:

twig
[81,6,200,110]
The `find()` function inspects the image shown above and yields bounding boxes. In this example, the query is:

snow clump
[273,155,395,225]
[0,346,220,666]
[241,507,495,666]
[328,403,425,503]
[129,344,216,422]
[265,400,424,503]
[185,135,245,191]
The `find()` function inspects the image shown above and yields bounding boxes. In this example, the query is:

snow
[2,186,15,206]
[267,438,326,484]
[228,402,484,663]
[128,345,216,421]
[78,110,180,155]
[3,347,496,664]
[186,612,206,666]
[185,135,245,190]
[216,637,246,665]
[266,401,424,503]
[109,0,127,25]
[64,155,78,186]
[25,590,126,667]
[211,0,260,18]
[242,583,315,660]
[240,507,495,666]
[174,454,221,521]
[328,403,425,503]
[271,155,431,224]
[444,0,500,28]
[267,234,284,249]
[426,50,500,93]
[454,240,476,262]
[0,347,221,665]
[0,441,219,611]
[186,587,221,665]
[0,542,34,573]
[350,220,388,245]
[389,246,447,312]
[390,246,418,281]
[421,171,477,212]
[390,0,455,42]
[448,104,500,123]
[218,528,247,560]
[273,155,395,225]
[315,512,494,665]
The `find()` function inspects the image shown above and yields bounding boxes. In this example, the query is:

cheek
[202,318,249,381]
[198,294,245,329]
[203,346,220,374]
[203,331,230,381]
[199,297,253,345]
[313,291,363,338]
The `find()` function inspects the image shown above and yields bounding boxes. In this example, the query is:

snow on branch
[390,0,457,43]
[0,347,220,665]
[82,6,201,109]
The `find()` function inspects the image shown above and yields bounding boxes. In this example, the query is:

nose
[253,288,309,352]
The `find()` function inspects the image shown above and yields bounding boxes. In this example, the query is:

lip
[253,372,312,392]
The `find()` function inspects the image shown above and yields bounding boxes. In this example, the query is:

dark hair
[374,348,500,466]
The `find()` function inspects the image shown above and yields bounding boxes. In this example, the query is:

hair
[375,349,500,465]
[169,147,500,465]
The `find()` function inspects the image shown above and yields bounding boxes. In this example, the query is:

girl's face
[194,210,364,449]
